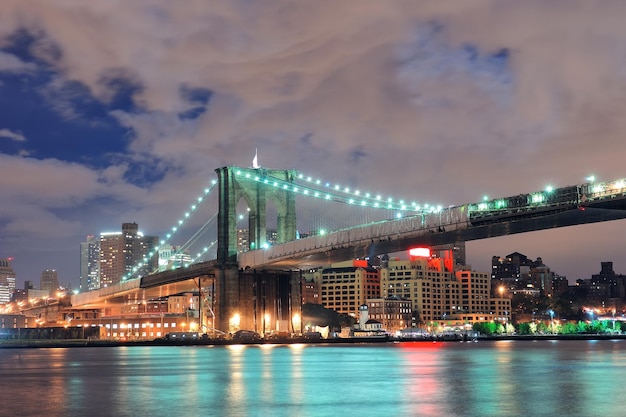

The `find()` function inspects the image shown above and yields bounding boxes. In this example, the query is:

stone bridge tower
[214,166,299,333]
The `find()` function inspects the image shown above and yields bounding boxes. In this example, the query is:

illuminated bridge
[72,166,626,333]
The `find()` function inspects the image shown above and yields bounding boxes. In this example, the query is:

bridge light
[185,212,190,217]
[204,188,210,193]
[245,173,250,178]
[319,229,326,235]
[211,179,217,185]
[335,185,340,190]
[483,196,489,202]
[238,214,244,220]
[376,195,381,200]
[545,186,553,193]
[303,190,309,195]
[264,179,268,184]
[396,212,402,219]
[191,205,197,210]
[366,193,371,198]
[254,176,259,181]
[298,173,304,179]
[355,190,360,196]
[283,185,288,189]
[344,187,350,193]
[314,192,320,197]
[178,220,183,225]
[172,227,177,232]
[361,200,367,206]
[325,194,331,200]
[307,176,312,182]
[316,179,321,185]
[586,175,595,182]
[348,199,354,204]
[160,240,165,245]
[236,170,241,175]
[387,197,393,202]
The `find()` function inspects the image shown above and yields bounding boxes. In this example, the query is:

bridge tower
[214,166,298,333]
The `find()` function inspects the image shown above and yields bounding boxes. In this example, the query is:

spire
[252,148,259,169]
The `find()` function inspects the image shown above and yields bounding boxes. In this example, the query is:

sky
[2,0,626,290]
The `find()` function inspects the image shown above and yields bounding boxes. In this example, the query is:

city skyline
[2,2,626,287]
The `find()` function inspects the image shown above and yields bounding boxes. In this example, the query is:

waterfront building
[168,293,199,314]
[455,268,491,315]
[365,296,412,332]
[315,260,380,318]
[0,258,16,305]
[70,315,199,340]
[80,235,100,291]
[40,269,59,297]
[380,256,459,324]
[99,223,159,287]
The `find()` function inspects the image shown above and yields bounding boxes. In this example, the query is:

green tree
[562,322,577,335]
[518,322,531,335]
[473,321,498,335]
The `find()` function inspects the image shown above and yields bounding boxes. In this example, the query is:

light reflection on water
[1,340,626,417]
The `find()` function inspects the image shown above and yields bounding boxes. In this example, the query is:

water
[1,339,625,417]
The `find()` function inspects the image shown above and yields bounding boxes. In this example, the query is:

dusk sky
[2,1,626,289]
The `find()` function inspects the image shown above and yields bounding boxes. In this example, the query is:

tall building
[40,269,59,297]
[381,256,459,324]
[80,235,100,291]
[99,223,159,287]
[0,258,16,304]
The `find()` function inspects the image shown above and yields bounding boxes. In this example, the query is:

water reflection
[2,340,626,417]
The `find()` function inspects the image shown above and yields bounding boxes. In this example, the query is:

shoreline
[2,333,626,349]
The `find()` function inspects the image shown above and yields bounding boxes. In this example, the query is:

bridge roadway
[71,260,218,309]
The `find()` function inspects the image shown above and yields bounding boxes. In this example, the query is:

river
[1,339,625,417]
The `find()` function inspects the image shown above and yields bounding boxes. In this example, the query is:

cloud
[0,128,26,141]
[2,1,626,284]
[0,50,36,73]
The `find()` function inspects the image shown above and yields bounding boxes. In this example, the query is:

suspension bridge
[71,165,626,333]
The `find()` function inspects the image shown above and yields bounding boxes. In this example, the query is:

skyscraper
[0,258,16,304]
[40,269,59,297]
[99,223,159,287]
[80,235,100,291]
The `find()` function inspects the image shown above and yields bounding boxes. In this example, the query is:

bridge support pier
[215,266,302,336]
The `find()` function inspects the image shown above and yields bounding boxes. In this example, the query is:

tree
[473,321,498,335]
[517,322,531,335]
